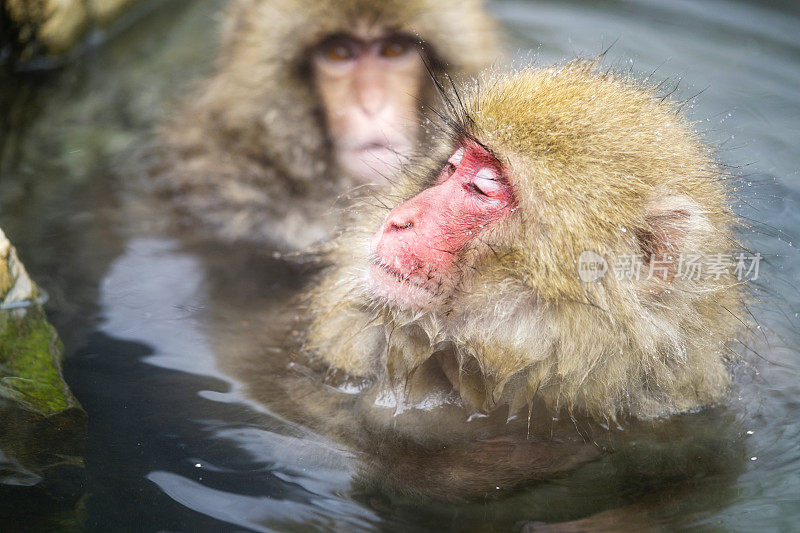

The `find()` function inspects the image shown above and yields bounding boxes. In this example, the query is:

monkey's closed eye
[471,168,503,197]
[467,182,487,196]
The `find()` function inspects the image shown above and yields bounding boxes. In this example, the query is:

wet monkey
[155,0,501,249]
[216,61,749,506]
[306,61,746,426]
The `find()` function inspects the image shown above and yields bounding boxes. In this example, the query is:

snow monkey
[156,0,501,249]
[304,60,746,428]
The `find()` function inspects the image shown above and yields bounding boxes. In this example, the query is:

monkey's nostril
[391,221,413,231]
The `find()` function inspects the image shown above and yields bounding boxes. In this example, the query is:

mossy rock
[0,229,86,505]
[0,306,80,415]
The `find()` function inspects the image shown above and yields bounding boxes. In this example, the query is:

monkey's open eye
[379,37,413,58]
[319,38,358,62]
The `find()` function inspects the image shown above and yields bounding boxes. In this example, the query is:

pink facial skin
[368,141,516,309]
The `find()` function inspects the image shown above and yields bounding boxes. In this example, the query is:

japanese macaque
[154,0,500,249]
[304,60,746,427]
[213,60,749,510]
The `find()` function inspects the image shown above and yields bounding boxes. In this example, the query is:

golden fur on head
[306,61,746,424]
[154,0,501,249]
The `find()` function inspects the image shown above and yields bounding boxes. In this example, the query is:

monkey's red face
[368,142,515,309]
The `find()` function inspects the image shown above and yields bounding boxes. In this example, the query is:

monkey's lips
[353,142,404,165]
[367,261,439,309]
[356,141,392,153]
[341,141,410,184]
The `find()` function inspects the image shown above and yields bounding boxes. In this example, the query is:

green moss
[0,306,74,415]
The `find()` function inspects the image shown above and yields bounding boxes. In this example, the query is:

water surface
[1,0,799,530]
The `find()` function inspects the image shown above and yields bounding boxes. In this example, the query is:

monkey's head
[310,62,746,422]
[207,0,500,186]
[369,62,742,313]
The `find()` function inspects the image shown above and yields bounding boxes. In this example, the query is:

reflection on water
[1,0,799,530]
[99,238,218,377]
[94,238,374,530]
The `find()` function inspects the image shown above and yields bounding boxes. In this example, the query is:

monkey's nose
[389,220,413,232]
[384,207,416,233]
[357,85,385,116]
[355,60,386,116]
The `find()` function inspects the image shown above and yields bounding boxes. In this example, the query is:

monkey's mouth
[352,142,405,163]
[368,260,440,308]
[372,261,434,292]
[357,141,391,152]
[339,142,408,184]
[355,135,414,158]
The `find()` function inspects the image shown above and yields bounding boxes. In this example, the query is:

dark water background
[1,0,799,530]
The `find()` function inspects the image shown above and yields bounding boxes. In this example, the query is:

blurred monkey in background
[154,0,501,249]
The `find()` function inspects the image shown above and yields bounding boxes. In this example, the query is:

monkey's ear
[637,195,704,289]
